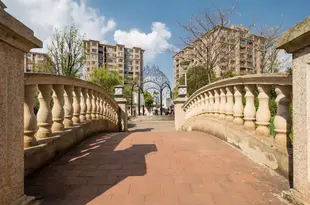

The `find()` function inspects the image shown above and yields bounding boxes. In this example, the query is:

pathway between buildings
[25,121,289,205]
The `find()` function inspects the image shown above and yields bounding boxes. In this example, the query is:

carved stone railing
[24,73,125,149]
[182,73,292,146]
[175,73,292,178]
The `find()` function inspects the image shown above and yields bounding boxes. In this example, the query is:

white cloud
[277,49,292,72]
[114,22,173,62]
[4,0,116,51]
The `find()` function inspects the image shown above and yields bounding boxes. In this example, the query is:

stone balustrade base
[282,189,310,205]
[24,119,118,177]
[182,115,292,180]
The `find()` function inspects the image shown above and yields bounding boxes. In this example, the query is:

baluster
[255,85,271,137]
[214,89,220,117]
[91,91,97,120]
[51,85,64,132]
[197,97,202,115]
[73,87,81,124]
[24,85,38,148]
[63,85,73,128]
[188,102,192,118]
[274,85,291,146]
[219,88,226,120]
[99,94,103,119]
[225,86,234,121]
[86,89,92,121]
[200,95,205,115]
[36,84,52,139]
[195,98,199,116]
[208,91,214,116]
[244,85,256,129]
[80,88,87,122]
[233,85,244,125]
[96,92,101,119]
[102,100,107,119]
[203,93,209,116]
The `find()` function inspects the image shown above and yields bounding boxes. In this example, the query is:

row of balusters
[24,84,119,148]
[184,84,291,146]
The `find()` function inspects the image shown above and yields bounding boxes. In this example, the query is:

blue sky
[89,0,309,86]
[5,0,310,87]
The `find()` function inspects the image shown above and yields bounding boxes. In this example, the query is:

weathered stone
[0,2,42,204]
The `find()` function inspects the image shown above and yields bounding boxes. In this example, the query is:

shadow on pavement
[25,129,157,205]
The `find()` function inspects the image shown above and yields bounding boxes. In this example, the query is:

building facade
[24,51,47,72]
[173,25,266,87]
[84,40,144,84]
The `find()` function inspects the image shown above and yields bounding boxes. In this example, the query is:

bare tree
[258,24,283,73]
[180,3,252,82]
[179,2,284,84]
[48,25,84,77]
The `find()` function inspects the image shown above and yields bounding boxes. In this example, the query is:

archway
[130,65,172,116]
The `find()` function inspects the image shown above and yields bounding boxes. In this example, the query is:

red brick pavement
[25,122,289,205]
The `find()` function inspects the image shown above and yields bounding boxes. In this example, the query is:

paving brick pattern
[26,121,289,205]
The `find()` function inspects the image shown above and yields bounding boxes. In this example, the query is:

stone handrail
[24,73,123,148]
[182,73,292,147]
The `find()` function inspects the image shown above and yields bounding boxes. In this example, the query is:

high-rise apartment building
[24,51,47,72]
[173,25,266,87]
[84,40,144,85]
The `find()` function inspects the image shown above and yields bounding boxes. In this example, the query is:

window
[119,64,122,67]
[119,58,123,62]
[92,49,97,53]
[92,41,97,46]
[87,68,90,71]
[92,61,96,65]
[135,60,139,64]
[27,53,31,57]
[135,72,139,75]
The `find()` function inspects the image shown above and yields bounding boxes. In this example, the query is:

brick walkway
[26,121,289,205]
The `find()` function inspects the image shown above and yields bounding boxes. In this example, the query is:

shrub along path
[25,121,289,205]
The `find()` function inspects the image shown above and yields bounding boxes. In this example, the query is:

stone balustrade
[183,73,292,146]
[176,73,292,178]
[24,73,125,149]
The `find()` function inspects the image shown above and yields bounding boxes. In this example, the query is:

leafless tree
[48,25,84,77]
[180,3,252,82]
[257,24,284,73]
[179,2,284,83]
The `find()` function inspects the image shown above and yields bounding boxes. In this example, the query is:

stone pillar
[99,94,103,119]
[208,91,214,116]
[72,87,81,124]
[79,88,87,122]
[243,85,256,130]
[219,88,226,120]
[63,85,74,128]
[233,85,244,125]
[225,86,234,121]
[86,89,92,121]
[274,85,291,147]
[91,91,97,120]
[114,85,128,131]
[214,89,220,117]
[255,85,271,137]
[0,2,42,204]
[24,85,38,148]
[51,85,65,132]
[36,84,52,139]
[277,17,310,203]
[175,85,187,131]
[96,92,101,119]
[203,93,209,116]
